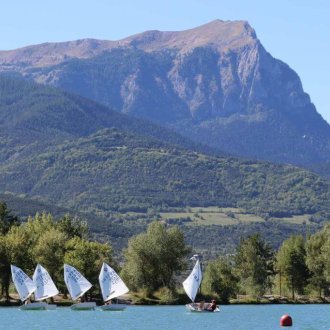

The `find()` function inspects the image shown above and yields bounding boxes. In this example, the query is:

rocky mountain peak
[0,20,329,167]
[0,20,258,67]
[0,38,118,67]
[121,20,258,53]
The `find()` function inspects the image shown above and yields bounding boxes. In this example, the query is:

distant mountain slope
[1,20,329,167]
[0,192,70,219]
[0,127,329,220]
[311,162,330,180]
[0,75,214,164]
[0,75,329,253]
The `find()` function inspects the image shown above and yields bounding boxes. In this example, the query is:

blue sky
[1,0,329,122]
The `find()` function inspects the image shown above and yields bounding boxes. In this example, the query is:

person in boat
[105,300,112,305]
[208,299,217,312]
[198,301,205,311]
[24,297,31,305]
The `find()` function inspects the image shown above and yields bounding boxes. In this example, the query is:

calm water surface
[0,305,328,329]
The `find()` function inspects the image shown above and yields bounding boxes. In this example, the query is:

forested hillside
[0,75,329,254]
[0,127,329,219]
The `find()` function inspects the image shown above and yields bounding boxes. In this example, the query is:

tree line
[202,225,330,302]
[0,203,112,300]
[0,202,330,304]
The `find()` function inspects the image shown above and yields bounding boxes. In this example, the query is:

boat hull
[70,302,96,310]
[185,303,220,313]
[19,302,56,310]
[100,304,127,311]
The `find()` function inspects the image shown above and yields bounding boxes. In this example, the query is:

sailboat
[64,264,96,310]
[32,264,59,310]
[11,264,42,310]
[182,256,220,313]
[98,262,129,311]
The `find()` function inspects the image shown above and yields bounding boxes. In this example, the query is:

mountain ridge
[1,20,330,168]
[0,20,257,67]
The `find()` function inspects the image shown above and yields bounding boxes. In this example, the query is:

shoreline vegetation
[1,294,330,307]
[1,202,330,306]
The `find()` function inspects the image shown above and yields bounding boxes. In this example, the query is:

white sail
[11,265,36,302]
[64,264,92,301]
[99,262,129,301]
[182,259,202,302]
[33,264,59,301]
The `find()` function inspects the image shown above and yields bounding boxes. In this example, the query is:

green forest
[1,127,329,219]
[1,203,330,305]
[0,75,329,223]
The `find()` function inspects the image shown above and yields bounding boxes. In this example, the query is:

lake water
[0,305,328,329]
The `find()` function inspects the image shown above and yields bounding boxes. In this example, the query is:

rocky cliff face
[1,20,330,166]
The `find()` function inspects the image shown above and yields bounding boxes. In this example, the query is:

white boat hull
[70,302,96,310]
[185,303,220,313]
[19,302,56,310]
[100,304,127,311]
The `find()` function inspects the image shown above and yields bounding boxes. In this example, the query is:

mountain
[0,76,329,218]
[310,162,330,180]
[0,192,70,219]
[0,75,215,163]
[1,126,329,218]
[1,20,330,168]
[0,76,329,253]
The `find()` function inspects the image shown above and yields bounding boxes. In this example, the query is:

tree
[2,225,32,300]
[322,226,330,289]
[306,226,329,297]
[235,234,273,296]
[276,235,309,299]
[202,257,238,303]
[121,221,189,292]
[56,214,88,239]
[0,202,19,235]
[24,212,55,245]
[0,235,7,299]
[64,237,112,297]
[32,228,68,288]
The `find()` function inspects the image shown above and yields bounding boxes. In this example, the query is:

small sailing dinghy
[64,264,96,310]
[183,256,220,313]
[32,264,59,310]
[99,262,129,311]
[11,264,45,310]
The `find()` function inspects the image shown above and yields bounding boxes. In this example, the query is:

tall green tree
[276,235,309,299]
[202,257,238,303]
[32,227,68,288]
[64,237,112,296]
[24,212,55,245]
[306,225,329,296]
[0,202,19,235]
[322,226,330,289]
[235,234,273,296]
[56,215,88,239]
[0,235,8,299]
[121,221,189,292]
[2,225,32,300]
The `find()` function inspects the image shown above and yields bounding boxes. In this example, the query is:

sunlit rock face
[1,20,330,166]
